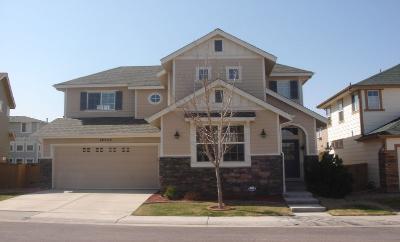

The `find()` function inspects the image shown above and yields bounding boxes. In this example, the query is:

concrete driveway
[0,190,155,223]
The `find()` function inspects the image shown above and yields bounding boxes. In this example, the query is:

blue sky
[1,0,399,121]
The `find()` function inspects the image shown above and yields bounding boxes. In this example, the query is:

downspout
[281,151,286,194]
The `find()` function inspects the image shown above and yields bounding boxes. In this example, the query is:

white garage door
[53,145,159,189]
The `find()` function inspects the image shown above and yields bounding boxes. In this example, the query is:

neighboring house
[0,73,16,162]
[9,116,47,164]
[317,64,400,192]
[35,29,326,195]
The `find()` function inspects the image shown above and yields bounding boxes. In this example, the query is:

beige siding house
[0,73,16,162]
[35,29,326,196]
[318,64,400,191]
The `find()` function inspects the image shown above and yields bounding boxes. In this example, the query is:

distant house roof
[33,117,160,138]
[270,63,313,76]
[9,116,46,123]
[53,66,164,89]
[0,73,16,109]
[317,63,400,108]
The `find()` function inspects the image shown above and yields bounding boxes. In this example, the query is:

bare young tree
[182,59,239,209]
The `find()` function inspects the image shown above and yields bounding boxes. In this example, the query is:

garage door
[53,145,159,189]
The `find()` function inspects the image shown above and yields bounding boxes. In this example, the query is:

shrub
[163,186,178,200]
[305,152,353,198]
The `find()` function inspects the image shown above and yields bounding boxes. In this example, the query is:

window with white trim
[337,99,344,123]
[195,125,247,164]
[214,90,223,103]
[26,144,34,151]
[367,90,381,110]
[21,123,27,133]
[226,67,240,81]
[88,91,116,110]
[326,106,331,126]
[16,144,24,152]
[351,93,359,112]
[196,67,210,81]
[276,81,291,98]
[214,39,223,52]
[148,93,162,104]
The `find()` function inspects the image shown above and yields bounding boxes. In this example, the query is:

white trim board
[147,79,293,123]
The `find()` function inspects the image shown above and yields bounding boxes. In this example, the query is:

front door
[282,140,300,179]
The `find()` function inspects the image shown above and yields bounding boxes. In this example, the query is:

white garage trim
[51,143,159,189]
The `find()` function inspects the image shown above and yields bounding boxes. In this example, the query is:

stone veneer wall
[159,155,283,198]
[38,158,52,189]
[379,150,399,192]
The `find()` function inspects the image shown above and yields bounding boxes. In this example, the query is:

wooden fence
[0,163,41,189]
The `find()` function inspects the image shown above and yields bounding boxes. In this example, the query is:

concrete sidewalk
[1,210,400,227]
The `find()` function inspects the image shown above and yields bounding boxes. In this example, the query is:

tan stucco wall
[135,89,168,119]
[0,82,10,159]
[174,58,265,102]
[64,87,135,118]
[250,110,279,154]
[161,111,191,156]
[42,137,160,157]
[161,109,279,156]
[266,95,317,155]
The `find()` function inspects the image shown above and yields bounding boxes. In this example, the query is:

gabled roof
[147,79,293,123]
[160,28,277,64]
[54,66,164,89]
[317,63,400,108]
[270,63,314,77]
[265,88,327,123]
[34,117,160,138]
[0,73,16,109]
[9,116,46,123]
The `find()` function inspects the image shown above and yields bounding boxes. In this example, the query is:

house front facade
[36,29,326,196]
[9,116,47,164]
[0,73,16,162]
[317,64,400,192]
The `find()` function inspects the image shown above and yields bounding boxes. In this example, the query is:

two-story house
[317,64,400,192]
[9,116,47,164]
[0,73,16,162]
[35,29,326,196]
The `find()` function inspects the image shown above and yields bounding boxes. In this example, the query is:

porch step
[286,181,307,191]
[284,191,314,198]
[284,197,320,204]
[288,204,326,213]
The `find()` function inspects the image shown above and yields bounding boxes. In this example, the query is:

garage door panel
[54,145,159,189]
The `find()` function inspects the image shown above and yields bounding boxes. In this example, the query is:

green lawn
[133,201,292,216]
[320,197,396,216]
[374,197,400,211]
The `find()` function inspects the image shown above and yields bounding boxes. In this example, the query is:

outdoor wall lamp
[174,131,180,139]
[260,129,267,138]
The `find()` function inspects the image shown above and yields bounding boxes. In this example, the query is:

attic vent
[214,40,223,52]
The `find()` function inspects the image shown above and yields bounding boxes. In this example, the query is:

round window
[148,93,162,104]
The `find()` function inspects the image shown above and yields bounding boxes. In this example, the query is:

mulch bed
[144,192,285,204]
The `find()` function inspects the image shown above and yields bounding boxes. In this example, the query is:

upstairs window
[326,107,332,126]
[26,144,34,151]
[351,92,359,112]
[80,91,122,111]
[226,67,240,81]
[197,67,210,81]
[214,40,223,52]
[337,99,344,123]
[214,90,223,103]
[148,93,162,105]
[366,90,382,110]
[21,123,27,133]
[269,80,299,99]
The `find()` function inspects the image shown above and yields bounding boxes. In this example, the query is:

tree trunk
[215,165,224,209]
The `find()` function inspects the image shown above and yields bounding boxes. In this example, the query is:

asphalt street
[0,221,399,242]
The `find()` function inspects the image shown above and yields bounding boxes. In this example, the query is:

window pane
[198,69,209,80]
[88,93,101,110]
[223,144,244,161]
[101,93,115,110]
[197,144,217,162]
[215,90,223,103]
[223,126,244,142]
[150,94,161,103]
[214,40,223,52]
[352,94,359,111]
[228,68,239,80]
[277,81,290,98]
[368,91,380,109]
